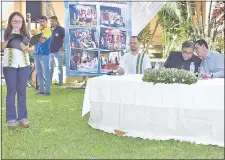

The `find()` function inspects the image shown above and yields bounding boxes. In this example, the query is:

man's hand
[117,67,124,75]
[60,45,65,52]
[30,30,35,35]
[39,38,46,43]
[201,73,212,79]
[27,13,31,22]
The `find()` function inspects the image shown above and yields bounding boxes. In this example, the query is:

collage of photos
[69,28,98,49]
[69,49,98,73]
[69,4,97,26]
[100,51,123,73]
[99,27,127,50]
[100,6,126,28]
[67,3,130,75]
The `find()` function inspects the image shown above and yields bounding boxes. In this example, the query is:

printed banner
[64,1,132,76]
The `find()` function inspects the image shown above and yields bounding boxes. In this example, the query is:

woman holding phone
[1,12,33,129]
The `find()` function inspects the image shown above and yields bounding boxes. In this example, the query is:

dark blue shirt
[164,51,202,73]
[49,26,65,53]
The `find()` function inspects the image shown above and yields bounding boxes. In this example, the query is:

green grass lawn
[1,86,224,159]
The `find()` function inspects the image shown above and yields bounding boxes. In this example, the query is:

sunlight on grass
[36,100,52,103]
[44,128,57,132]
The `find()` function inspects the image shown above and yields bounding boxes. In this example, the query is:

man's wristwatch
[211,73,213,78]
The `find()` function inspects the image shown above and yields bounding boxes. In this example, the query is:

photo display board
[64,1,132,76]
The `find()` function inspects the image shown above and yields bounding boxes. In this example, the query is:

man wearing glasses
[30,16,52,96]
[164,41,201,73]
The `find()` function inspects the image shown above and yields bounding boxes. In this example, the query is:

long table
[82,74,224,147]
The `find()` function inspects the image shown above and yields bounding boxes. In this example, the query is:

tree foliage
[156,1,224,57]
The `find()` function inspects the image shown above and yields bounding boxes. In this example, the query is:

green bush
[142,68,198,85]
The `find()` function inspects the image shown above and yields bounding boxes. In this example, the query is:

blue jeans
[3,66,30,123]
[49,52,63,85]
[34,54,51,93]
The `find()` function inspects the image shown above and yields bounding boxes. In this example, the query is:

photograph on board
[100,5,126,28]
[69,4,97,26]
[69,28,98,50]
[100,50,123,73]
[69,49,99,73]
[99,27,127,50]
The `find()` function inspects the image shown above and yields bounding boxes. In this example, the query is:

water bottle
[155,61,160,69]
[190,62,195,73]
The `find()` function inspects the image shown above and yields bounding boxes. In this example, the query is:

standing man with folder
[49,16,65,86]
[31,16,52,96]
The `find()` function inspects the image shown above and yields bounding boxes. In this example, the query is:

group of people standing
[1,12,65,129]
[30,15,65,95]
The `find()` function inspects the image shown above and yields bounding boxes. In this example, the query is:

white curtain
[131,1,166,35]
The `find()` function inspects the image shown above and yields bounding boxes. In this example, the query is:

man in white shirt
[117,36,152,75]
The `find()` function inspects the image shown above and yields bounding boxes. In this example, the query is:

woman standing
[1,12,33,129]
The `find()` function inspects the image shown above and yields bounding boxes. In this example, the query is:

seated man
[194,39,224,78]
[164,41,201,73]
[117,36,152,75]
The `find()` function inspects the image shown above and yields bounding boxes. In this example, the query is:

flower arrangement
[142,68,198,85]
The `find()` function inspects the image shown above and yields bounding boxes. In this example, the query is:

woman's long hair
[4,12,30,41]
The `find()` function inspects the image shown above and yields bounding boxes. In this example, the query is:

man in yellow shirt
[31,16,52,96]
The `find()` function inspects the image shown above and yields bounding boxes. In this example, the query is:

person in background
[194,39,224,78]
[49,16,65,86]
[117,36,152,75]
[1,12,34,129]
[164,41,202,73]
[30,16,52,96]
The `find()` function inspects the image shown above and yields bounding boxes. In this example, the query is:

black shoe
[54,83,62,86]
[45,92,50,96]
[36,92,44,95]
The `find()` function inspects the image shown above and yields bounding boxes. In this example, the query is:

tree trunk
[207,0,213,37]
[194,3,201,37]
[151,20,159,41]
[186,1,198,40]
[200,1,205,38]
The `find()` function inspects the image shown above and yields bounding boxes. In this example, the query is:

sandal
[19,121,29,128]
[7,122,17,130]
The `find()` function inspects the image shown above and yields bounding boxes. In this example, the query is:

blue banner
[64,1,132,76]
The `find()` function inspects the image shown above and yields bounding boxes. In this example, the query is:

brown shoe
[19,121,29,128]
[7,122,17,130]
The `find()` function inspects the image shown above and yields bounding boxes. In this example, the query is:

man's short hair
[130,36,140,42]
[39,16,48,21]
[50,16,58,21]
[182,41,194,49]
[195,39,208,49]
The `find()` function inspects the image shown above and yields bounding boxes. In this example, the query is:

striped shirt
[119,52,152,74]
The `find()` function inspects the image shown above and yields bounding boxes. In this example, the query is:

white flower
[172,78,176,82]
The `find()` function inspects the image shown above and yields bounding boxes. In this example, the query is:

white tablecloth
[82,74,224,146]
